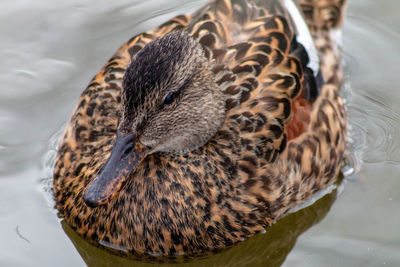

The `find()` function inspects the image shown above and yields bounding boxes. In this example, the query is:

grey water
[1,0,399,266]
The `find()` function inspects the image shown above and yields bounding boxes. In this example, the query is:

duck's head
[83,31,225,207]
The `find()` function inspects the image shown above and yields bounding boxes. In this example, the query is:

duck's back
[53,0,347,255]
[183,0,347,229]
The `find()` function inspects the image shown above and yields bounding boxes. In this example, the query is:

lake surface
[1,0,399,266]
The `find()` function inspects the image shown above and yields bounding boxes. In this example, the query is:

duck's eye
[163,91,176,105]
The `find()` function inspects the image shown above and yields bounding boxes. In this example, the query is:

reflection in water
[62,187,338,266]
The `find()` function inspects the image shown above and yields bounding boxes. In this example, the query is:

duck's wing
[186,0,346,211]
[186,0,347,223]
[186,0,321,164]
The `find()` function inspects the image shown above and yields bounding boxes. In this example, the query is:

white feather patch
[283,0,320,74]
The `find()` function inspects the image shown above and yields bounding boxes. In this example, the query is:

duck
[53,0,347,256]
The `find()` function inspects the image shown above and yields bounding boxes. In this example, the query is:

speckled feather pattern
[53,0,347,256]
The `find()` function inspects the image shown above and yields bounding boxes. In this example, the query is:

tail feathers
[297,0,347,29]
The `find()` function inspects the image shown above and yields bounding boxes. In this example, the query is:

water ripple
[347,89,400,165]
[40,124,65,210]
[342,12,400,168]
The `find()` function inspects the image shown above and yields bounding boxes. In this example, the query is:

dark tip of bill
[82,186,106,208]
[82,195,98,208]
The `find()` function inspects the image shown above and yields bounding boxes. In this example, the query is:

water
[1,0,399,266]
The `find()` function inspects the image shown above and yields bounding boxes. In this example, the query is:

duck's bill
[82,131,149,207]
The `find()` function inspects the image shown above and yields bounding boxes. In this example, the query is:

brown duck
[53,0,347,256]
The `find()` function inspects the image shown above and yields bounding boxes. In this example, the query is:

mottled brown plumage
[53,0,347,256]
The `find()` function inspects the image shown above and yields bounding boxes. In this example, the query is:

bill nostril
[122,142,134,156]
